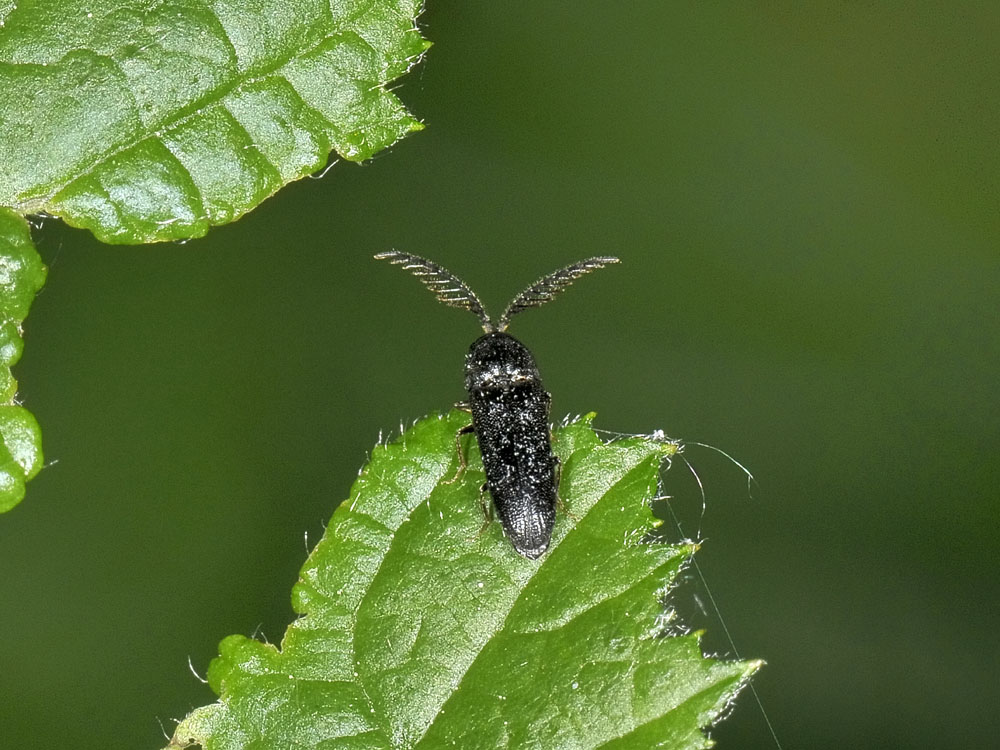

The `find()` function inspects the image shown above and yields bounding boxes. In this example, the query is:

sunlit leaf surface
[0,0,429,243]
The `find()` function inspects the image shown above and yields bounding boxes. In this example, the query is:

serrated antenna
[374,251,493,331]
[497,256,620,331]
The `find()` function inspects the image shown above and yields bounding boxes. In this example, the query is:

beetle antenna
[374,251,493,332]
[497,256,620,331]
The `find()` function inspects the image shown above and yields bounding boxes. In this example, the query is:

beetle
[374,251,619,559]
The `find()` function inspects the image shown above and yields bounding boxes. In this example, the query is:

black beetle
[374,251,619,558]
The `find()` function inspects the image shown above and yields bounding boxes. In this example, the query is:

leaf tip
[745,657,766,674]
[648,431,682,459]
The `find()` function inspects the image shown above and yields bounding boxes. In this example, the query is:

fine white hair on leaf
[187,655,207,684]
[308,159,340,179]
[156,716,172,742]
[684,440,759,500]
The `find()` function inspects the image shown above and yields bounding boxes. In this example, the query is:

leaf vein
[42,6,407,208]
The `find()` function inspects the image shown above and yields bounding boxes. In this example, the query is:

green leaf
[168,410,760,749]
[0,208,46,512]
[0,0,429,244]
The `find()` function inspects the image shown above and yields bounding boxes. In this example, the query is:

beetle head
[464,332,540,393]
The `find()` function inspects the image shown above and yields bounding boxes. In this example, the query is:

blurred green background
[3,3,998,748]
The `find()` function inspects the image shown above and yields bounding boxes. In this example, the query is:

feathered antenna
[374,251,493,331]
[497,256,620,331]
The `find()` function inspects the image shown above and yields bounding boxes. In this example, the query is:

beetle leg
[478,482,493,519]
[476,483,494,538]
[453,401,472,412]
[442,423,475,485]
